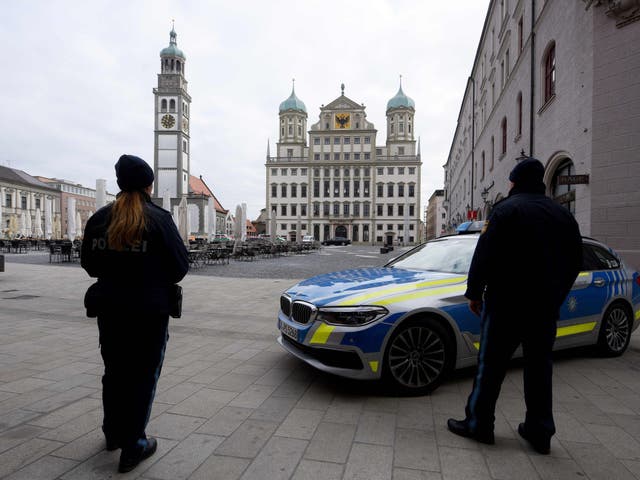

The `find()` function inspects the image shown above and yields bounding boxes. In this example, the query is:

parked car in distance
[277,234,640,395]
[301,235,315,244]
[321,237,351,246]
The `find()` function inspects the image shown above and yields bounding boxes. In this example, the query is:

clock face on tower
[161,114,175,129]
[335,113,350,129]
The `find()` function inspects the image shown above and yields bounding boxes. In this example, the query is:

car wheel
[596,302,632,357]
[382,318,454,395]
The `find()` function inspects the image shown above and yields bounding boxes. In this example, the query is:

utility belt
[85,282,182,318]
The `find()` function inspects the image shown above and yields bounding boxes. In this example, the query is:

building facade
[1,167,60,238]
[266,83,422,245]
[37,177,116,236]
[425,189,446,240]
[443,0,640,268]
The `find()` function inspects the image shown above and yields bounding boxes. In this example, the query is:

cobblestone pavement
[2,260,640,479]
[3,245,408,279]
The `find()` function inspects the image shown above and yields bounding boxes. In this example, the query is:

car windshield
[386,236,478,274]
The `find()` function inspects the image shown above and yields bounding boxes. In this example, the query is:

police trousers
[465,307,557,440]
[97,313,169,449]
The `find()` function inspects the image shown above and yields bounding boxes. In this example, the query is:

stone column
[95,179,107,210]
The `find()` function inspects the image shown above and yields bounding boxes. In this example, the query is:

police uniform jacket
[465,184,582,316]
[81,195,189,317]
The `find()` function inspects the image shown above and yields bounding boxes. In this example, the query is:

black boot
[447,418,495,445]
[118,437,158,473]
[518,423,550,454]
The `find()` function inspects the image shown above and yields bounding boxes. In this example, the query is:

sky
[1,1,488,219]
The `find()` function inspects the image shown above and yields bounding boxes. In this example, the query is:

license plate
[280,321,298,341]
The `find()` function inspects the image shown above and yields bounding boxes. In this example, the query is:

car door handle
[593,278,606,287]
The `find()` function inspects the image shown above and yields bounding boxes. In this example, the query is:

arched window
[490,136,495,170]
[481,151,485,180]
[161,99,167,112]
[516,92,523,137]
[543,42,556,103]
[176,61,181,72]
[501,117,507,155]
[170,59,174,71]
[169,99,176,112]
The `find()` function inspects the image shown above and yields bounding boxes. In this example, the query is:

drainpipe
[530,0,536,156]
[470,76,476,212]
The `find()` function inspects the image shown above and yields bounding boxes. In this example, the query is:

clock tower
[153,24,191,198]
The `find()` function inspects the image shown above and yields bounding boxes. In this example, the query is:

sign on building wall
[557,174,590,185]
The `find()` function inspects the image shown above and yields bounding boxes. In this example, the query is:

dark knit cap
[115,154,154,192]
[509,157,545,186]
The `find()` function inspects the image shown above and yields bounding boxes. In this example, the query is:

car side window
[582,244,619,271]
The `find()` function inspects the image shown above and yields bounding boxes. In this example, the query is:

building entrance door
[385,234,394,246]
[335,225,347,238]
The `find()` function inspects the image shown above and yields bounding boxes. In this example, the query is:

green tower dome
[160,27,186,60]
[279,85,306,114]
[387,83,415,110]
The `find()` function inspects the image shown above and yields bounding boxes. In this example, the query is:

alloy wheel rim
[388,326,445,388]
[605,308,629,352]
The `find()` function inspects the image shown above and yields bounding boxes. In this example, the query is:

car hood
[285,267,468,307]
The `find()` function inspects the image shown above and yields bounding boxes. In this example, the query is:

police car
[277,235,640,394]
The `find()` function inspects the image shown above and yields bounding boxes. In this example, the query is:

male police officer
[447,157,582,454]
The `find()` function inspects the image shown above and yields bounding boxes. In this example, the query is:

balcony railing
[267,154,421,164]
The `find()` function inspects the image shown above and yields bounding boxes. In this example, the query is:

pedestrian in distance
[447,156,582,454]
[81,154,188,473]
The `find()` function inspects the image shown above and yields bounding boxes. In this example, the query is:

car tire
[596,302,632,357]
[382,317,455,396]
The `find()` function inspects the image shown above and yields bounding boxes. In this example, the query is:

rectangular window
[313,180,320,197]
[333,203,339,215]
[271,168,278,176]
[544,44,556,102]
[301,204,307,216]
[408,167,415,174]
[281,223,287,230]
[518,16,523,53]
[344,153,350,161]
[354,153,361,160]
[376,148,382,155]
[301,168,307,175]
[271,185,277,197]
[324,153,330,161]
[314,153,320,160]
[281,185,287,197]
[291,184,297,197]
[398,184,405,197]
[363,203,370,217]
[398,204,404,216]
[301,184,307,197]
[364,137,371,144]
[291,168,297,175]
[398,224,404,231]
[314,168,320,176]
[377,184,384,197]
[364,153,370,160]
[398,167,404,174]
[324,203,330,215]
[343,180,350,196]
[35,198,41,209]
[333,180,341,197]
[313,203,320,216]
[291,204,297,216]
[21,197,27,209]
[324,137,330,145]
[314,137,320,145]
[387,184,394,197]
[343,203,350,215]
[387,224,394,230]
[354,203,360,216]
[334,168,340,176]
[324,168,330,177]
[364,180,370,196]
[410,224,415,230]
[354,137,361,144]
[280,168,287,175]
[354,180,360,197]
[344,168,350,176]
[409,205,415,216]
[408,184,415,197]
[281,205,287,216]
[324,180,330,196]
[387,205,393,216]
[377,225,383,231]
[377,204,383,216]
[334,137,341,145]
[364,168,370,177]
[334,153,340,161]
[287,149,293,158]
[344,137,350,144]
[387,167,394,175]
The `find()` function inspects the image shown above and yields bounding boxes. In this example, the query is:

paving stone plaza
[2,249,640,479]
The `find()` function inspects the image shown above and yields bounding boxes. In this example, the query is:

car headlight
[316,306,389,326]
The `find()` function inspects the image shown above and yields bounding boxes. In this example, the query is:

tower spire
[266,139,271,159]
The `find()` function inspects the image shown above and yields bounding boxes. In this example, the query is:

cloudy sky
[2,1,488,219]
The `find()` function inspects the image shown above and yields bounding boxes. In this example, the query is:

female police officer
[81,155,188,473]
